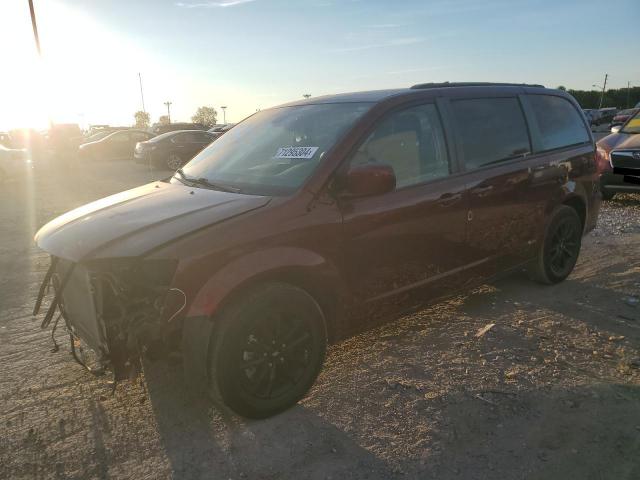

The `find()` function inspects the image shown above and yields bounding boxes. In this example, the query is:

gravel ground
[0,160,639,480]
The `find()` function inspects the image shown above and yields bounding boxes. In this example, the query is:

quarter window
[350,104,450,189]
[527,95,589,151]
[451,97,530,170]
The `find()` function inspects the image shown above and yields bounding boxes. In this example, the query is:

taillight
[595,147,612,174]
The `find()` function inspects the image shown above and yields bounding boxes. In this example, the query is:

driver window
[350,103,450,189]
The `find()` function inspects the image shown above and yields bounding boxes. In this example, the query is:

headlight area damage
[33,256,181,382]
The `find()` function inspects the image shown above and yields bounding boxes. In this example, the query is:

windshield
[621,111,640,134]
[86,131,112,142]
[173,103,372,195]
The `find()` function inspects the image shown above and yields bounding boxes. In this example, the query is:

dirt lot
[1,159,639,480]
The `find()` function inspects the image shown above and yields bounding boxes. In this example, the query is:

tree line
[133,106,218,129]
[558,86,640,110]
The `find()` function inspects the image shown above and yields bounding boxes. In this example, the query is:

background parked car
[0,132,11,147]
[207,123,235,133]
[48,124,84,160]
[79,129,153,161]
[0,144,30,181]
[597,109,640,200]
[611,108,639,127]
[592,107,618,126]
[9,128,47,160]
[134,129,217,169]
[149,122,207,136]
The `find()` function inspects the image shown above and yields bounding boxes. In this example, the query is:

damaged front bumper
[34,256,181,380]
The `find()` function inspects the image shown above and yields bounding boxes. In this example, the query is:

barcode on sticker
[274,146,319,159]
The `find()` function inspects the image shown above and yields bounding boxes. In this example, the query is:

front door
[339,102,470,327]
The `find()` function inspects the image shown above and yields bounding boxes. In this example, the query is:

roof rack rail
[410,82,545,89]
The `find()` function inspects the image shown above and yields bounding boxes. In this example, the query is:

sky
[1,0,638,131]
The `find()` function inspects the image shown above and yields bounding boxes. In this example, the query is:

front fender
[180,247,345,392]
[186,247,343,318]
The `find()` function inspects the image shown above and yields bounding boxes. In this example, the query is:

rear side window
[527,95,589,151]
[451,97,530,170]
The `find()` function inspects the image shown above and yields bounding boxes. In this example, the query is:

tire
[528,205,582,285]
[166,153,183,170]
[208,282,327,418]
[601,190,616,201]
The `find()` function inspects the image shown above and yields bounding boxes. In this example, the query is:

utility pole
[598,73,608,109]
[28,0,41,56]
[164,101,172,123]
[221,106,227,124]
[138,73,146,113]
[626,81,631,108]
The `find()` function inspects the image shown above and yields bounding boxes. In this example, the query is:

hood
[598,132,640,151]
[35,181,270,261]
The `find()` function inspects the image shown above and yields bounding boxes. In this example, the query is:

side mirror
[610,125,622,134]
[339,163,396,198]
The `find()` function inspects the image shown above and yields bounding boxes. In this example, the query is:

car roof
[150,129,211,142]
[278,82,547,107]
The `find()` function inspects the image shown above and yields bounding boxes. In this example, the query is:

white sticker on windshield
[274,146,319,159]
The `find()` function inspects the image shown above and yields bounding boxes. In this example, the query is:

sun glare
[1,1,160,131]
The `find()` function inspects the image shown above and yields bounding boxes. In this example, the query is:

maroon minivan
[34,83,600,418]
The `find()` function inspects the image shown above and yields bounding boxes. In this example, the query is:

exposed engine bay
[34,256,182,381]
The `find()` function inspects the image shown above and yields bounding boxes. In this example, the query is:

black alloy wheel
[529,205,582,284]
[208,283,327,418]
[546,217,581,278]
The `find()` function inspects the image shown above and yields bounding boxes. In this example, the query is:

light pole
[164,101,172,123]
[221,106,227,124]
[593,73,608,109]
[138,73,146,113]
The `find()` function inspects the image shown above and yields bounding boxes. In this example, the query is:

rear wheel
[166,153,183,170]
[208,283,327,418]
[528,205,582,284]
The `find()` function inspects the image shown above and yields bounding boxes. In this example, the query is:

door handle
[437,192,462,207]
[470,185,494,196]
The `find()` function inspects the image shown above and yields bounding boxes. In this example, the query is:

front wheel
[528,205,582,285]
[208,283,327,418]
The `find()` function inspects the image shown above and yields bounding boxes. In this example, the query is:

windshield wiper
[174,168,240,193]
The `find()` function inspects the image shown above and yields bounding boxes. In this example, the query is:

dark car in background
[79,129,153,161]
[597,110,640,199]
[34,83,600,418]
[134,129,217,169]
[48,124,83,159]
[149,122,207,136]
